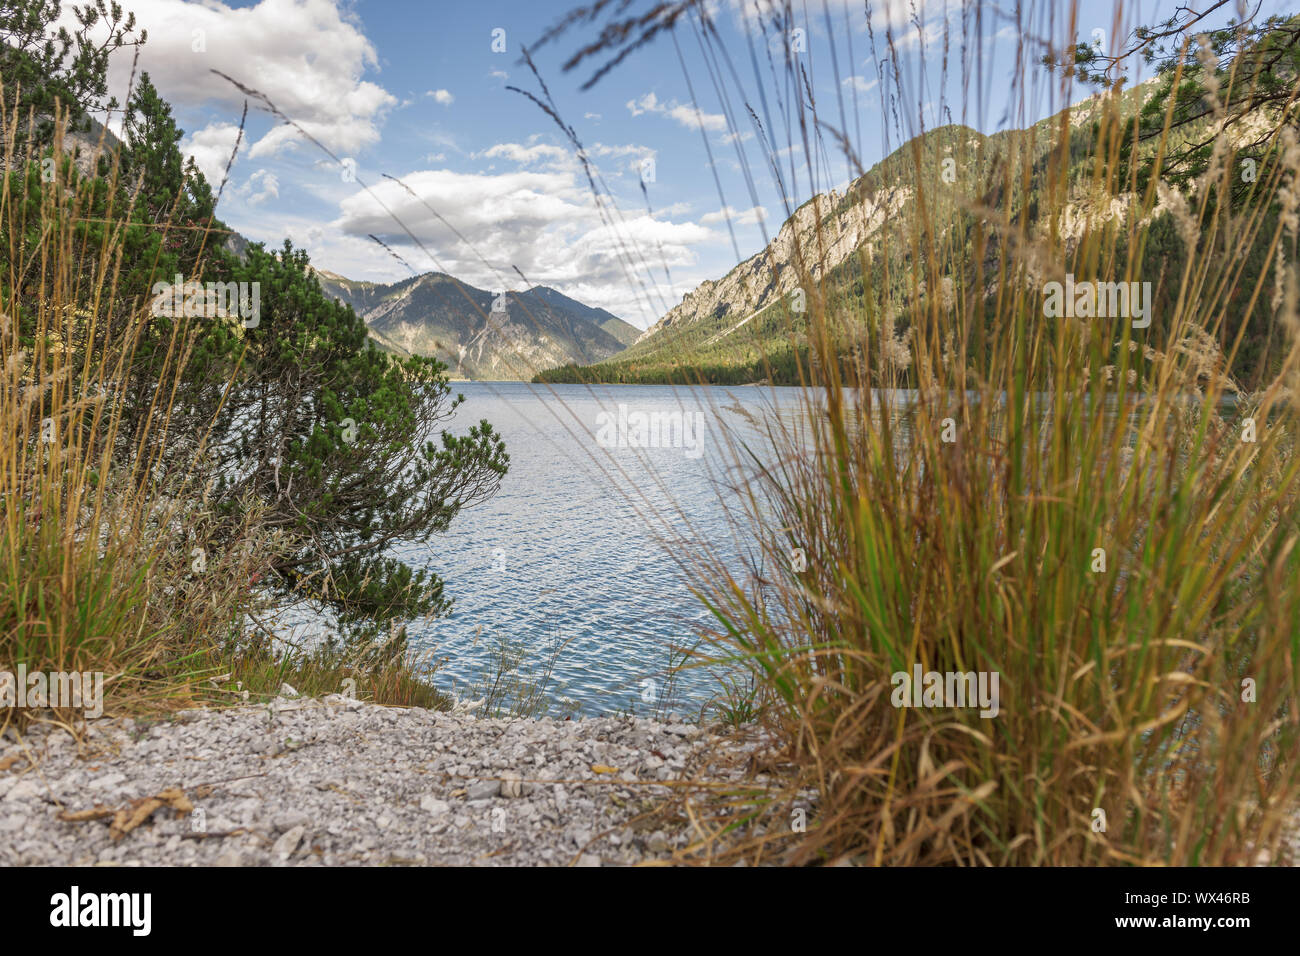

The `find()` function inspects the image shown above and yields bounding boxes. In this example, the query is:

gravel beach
[0,695,769,866]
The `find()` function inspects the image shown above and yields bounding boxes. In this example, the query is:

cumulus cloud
[727,0,911,32]
[626,92,728,133]
[842,75,879,94]
[481,142,572,168]
[90,0,396,159]
[658,201,693,216]
[243,168,280,204]
[483,141,665,182]
[182,121,244,186]
[589,143,654,159]
[700,205,766,226]
[333,168,714,318]
[584,142,657,177]
[427,89,454,106]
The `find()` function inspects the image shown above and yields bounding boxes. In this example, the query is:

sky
[68,0,1289,328]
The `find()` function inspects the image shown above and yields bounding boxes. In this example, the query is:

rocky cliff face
[637,176,911,349]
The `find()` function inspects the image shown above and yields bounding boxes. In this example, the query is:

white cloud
[626,92,728,133]
[481,142,572,168]
[700,205,766,226]
[581,215,713,253]
[842,75,879,94]
[483,141,665,182]
[182,121,244,186]
[92,0,396,159]
[243,168,280,205]
[625,93,653,118]
[727,0,912,33]
[586,143,657,178]
[333,168,714,320]
[589,143,655,159]
[427,89,454,106]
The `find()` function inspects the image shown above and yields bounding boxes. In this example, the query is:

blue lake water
[397,382,812,717]
[321,383,1174,715]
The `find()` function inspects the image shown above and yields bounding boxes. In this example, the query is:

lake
[398,381,813,718]
[346,382,1173,716]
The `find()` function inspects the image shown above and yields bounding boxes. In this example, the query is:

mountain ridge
[313,269,636,380]
[537,79,1274,386]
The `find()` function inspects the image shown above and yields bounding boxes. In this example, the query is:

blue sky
[79,0,1284,327]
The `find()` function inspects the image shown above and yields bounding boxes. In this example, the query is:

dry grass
[536,0,1300,865]
[0,92,447,731]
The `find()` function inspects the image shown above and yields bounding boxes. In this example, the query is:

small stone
[273,811,311,831]
[279,682,300,698]
[3,779,40,802]
[419,796,450,814]
[467,780,500,800]
[272,825,305,860]
[0,694,747,866]
[88,772,127,791]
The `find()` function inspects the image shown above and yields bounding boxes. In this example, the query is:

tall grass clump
[0,90,286,729]
[708,7,1298,866]
[538,0,1300,864]
[1,86,454,727]
[1,93,243,728]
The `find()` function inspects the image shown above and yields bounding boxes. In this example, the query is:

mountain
[628,160,920,350]
[520,286,641,347]
[537,78,1279,386]
[539,120,994,383]
[42,122,634,379]
[313,270,634,380]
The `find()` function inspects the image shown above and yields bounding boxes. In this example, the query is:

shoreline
[0,695,767,866]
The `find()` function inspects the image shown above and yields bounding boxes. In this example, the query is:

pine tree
[1,19,511,648]
[121,72,221,269]
[1050,6,1300,201]
[0,0,145,148]
[200,241,510,650]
